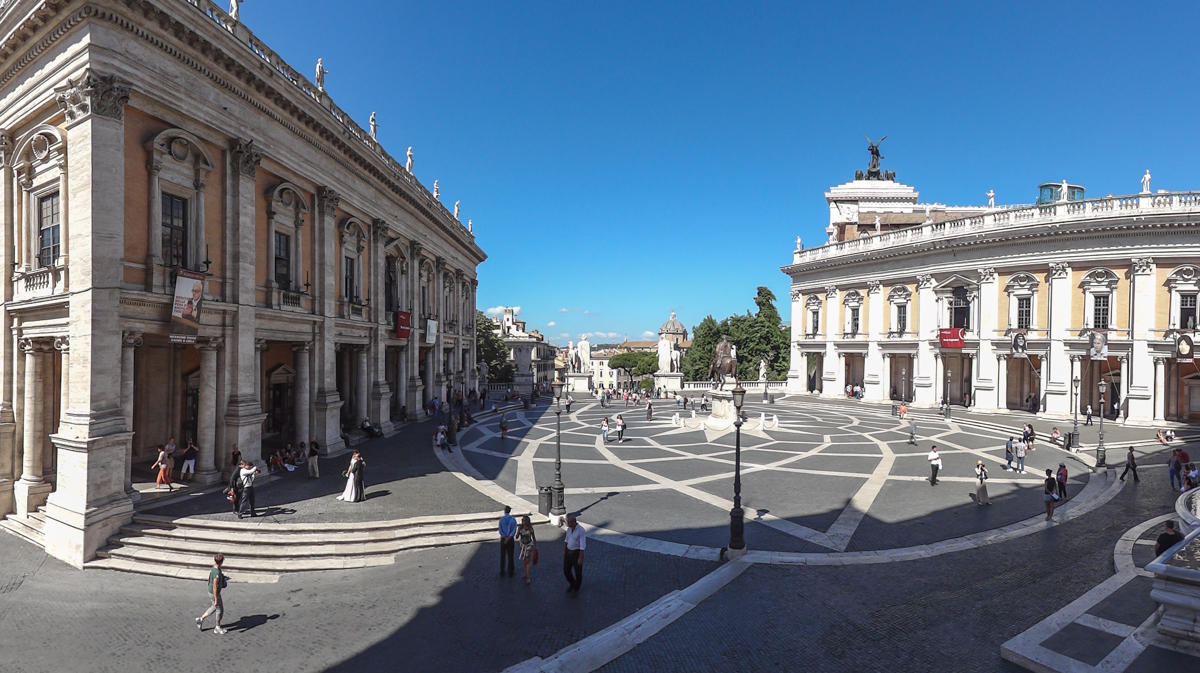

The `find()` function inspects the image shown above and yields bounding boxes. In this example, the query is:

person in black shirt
[1155,521,1185,556]
[180,440,198,483]
[307,436,321,479]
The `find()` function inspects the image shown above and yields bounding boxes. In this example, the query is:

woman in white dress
[336,450,365,502]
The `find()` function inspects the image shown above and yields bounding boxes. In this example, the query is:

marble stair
[86,510,541,582]
[0,507,47,547]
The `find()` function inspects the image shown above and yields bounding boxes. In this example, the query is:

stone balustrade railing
[180,0,471,239]
[789,191,1200,267]
[1177,488,1200,533]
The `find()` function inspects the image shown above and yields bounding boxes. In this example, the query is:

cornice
[0,0,486,264]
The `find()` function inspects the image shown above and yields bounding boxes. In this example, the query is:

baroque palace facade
[784,158,1200,429]
[0,0,484,566]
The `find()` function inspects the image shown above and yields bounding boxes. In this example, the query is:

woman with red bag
[517,515,538,586]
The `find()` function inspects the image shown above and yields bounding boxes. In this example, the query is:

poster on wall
[425,319,438,344]
[938,328,965,349]
[395,311,412,339]
[168,269,206,344]
[1088,330,1109,361]
[1177,334,1194,363]
[1011,331,1028,358]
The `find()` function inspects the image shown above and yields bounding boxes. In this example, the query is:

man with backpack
[196,553,228,634]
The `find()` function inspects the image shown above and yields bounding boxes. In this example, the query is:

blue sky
[245,1,1200,345]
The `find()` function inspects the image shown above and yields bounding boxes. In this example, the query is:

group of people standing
[151,438,200,491]
[497,507,586,596]
[600,416,626,443]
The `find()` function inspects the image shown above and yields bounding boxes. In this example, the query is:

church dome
[659,312,686,337]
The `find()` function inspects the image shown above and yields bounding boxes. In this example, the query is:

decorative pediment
[1079,267,1119,289]
[267,181,309,221]
[1166,265,1200,285]
[340,217,367,252]
[14,124,65,167]
[887,285,911,303]
[842,289,864,306]
[805,295,823,309]
[1005,272,1040,293]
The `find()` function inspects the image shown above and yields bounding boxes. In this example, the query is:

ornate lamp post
[944,369,952,420]
[728,383,747,554]
[901,368,907,402]
[1071,375,1081,450]
[1096,379,1107,468]
[550,379,566,516]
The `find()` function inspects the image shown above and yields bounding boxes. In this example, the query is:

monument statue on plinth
[708,337,738,389]
[759,358,768,382]
[577,335,591,374]
[657,335,674,373]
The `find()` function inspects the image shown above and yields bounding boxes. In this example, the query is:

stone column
[1044,263,1073,415]
[355,346,369,424]
[15,338,51,516]
[434,258,447,396]
[1119,354,1129,422]
[974,268,998,410]
[1153,357,1166,422]
[1128,258,1156,422]
[194,338,222,484]
[313,187,345,455]
[119,332,141,496]
[146,157,162,291]
[293,342,311,448]
[996,355,1008,410]
[44,70,135,567]
[866,281,885,400]
[914,275,937,405]
[880,353,891,400]
[0,133,15,517]
[821,286,838,397]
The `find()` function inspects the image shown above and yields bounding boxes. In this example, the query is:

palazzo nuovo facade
[783,164,1200,430]
[0,0,485,566]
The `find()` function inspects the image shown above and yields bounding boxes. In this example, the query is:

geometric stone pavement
[457,394,1103,554]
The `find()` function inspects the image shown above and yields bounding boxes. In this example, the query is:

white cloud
[558,307,572,313]
[582,331,620,340]
[547,321,556,327]
[484,305,520,318]
[640,330,655,338]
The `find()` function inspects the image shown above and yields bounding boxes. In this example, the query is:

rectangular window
[849,307,860,335]
[421,285,430,318]
[38,193,60,268]
[896,304,907,334]
[1181,294,1197,330]
[161,193,188,268]
[274,232,291,289]
[1017,297,1031,329]
[1093,294,1110,330]
[810,310,819,335]
[950,296,971,329]
[344,255,356,302]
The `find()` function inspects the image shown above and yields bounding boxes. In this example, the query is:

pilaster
[1044,263,1073,415]
[974,268,999,410]
[914,274,937,405]
[1128,257,1156,422]
[865,281,884,400]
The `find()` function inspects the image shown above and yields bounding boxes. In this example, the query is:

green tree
[475,312,514,383]
[610,351,657,384]
[680,288,790,383]
[681,315,722,381]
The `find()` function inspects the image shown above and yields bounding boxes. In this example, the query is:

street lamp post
[1097,379,1107,468]
[1071,375,1081,451]
[550,380,566,516]
[728,383,747,554]
[944,369,952,420]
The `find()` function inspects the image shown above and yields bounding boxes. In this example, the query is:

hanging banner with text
[425,319,438,344]
[395,311,411,339]
[168,269,206,344]
[938,328,965,349]
[1177,334,1194,363]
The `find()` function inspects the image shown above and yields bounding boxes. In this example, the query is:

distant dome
[659,312,686,337]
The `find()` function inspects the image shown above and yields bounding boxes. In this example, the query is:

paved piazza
[458,394,1091,554]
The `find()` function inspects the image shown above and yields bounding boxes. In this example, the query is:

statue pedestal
[709,390,738,425]
[566,373,591,394]
[654,372,683,391]
[514,373,535,399]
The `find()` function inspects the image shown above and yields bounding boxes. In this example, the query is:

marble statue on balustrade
[315,58,329,92]
[873,215,881,232]
[478,359,489,384]
[1060,179,1069,202]
[369,111,377,139]
[468,219,473,232]
[759,358,768,382]
[987,189,995,207]
[228,0,240,21]
[795,235,802,250]
[1142,169,1152,194]
[454,201,460,219]
[433,180,439,200]
[406,146,414,173]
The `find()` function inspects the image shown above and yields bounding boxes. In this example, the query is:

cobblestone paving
[597,472,1183,673]
[0,525,714,673]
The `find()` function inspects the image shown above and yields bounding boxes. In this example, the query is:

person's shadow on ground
[228,614,279,632]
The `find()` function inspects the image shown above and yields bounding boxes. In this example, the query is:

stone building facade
[0,0,484,566]
[784,169,1200,427]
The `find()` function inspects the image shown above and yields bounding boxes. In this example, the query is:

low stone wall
[1148,527,1200,643]
[1178,489,1200,533]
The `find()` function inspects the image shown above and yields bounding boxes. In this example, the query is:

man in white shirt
[563,515,586,596]
[237,461,261,519]
[927,445,942,486]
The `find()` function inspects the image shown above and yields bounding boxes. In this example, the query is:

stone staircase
[0,507,47,547]
[86,510,540,582]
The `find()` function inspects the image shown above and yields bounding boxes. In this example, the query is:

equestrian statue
[708,337,738,389]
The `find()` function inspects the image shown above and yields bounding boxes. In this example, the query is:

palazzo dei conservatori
[0,0,485,566]
[784,146,1200,430]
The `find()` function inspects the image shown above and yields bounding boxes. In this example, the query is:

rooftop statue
[855,135,896,181]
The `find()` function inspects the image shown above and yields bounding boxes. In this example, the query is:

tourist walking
[975,460,990,505]
[563,515,586,596]
[565,395,574,413]
[226,466,242,514]
[616,415,625,442]
[337,450,366,502]
[1015,438,1027,473]
[1120,446,1139,482]
[1169,449,1182,491]
[517,515,538,585]
[500,413,508,440]
[498,505,517,577]
[195,553,228,634]
[152,445,174,491]
[1084,404,1093,426]
[237,460,260,519]
[229,444,241,474]
[180,440,197,483]
[306,440,320,479]
[1056,462,1068,500]
[1044,469,1057,521]
[646,401,653,421]
[1004,437,1014,471]
[601,417,610,443]
[165,437,177,479]
[898,403,907,419]
[927,445,942,486]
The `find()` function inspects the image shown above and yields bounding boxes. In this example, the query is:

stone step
[108,526,497,560]
[95,528,496,574]
[0,515,45,547]
[116,517,502,546]
[130,509,532,534]
[85,556,280,584]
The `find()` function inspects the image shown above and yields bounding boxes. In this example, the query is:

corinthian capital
[55,69,131,124]
[230,138,262,179]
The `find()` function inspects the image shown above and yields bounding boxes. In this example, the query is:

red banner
[395,311,411,339]
[938,328,965,348]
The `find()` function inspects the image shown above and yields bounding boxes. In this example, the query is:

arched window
[887,285,912,336]
[145,129,214,289]
[339,218,367,316]
[266,182,308,292]
[842,290,863,337]
[12,125,67,287]
[1004,272,1040,330]
[1080,268,1119,330]
[805,295,822,336]
[1167,265,1200,330]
